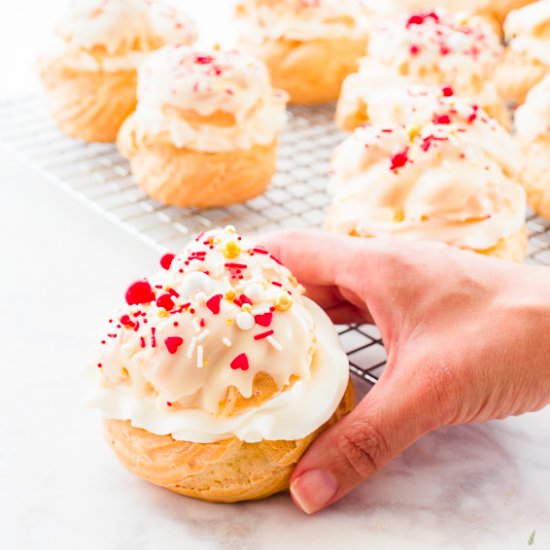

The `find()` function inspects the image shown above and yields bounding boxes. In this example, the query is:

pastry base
[474,227,528,263]
[327,225,528,263]
[103,378,355,503]
[241,37,366,105]
[117,115,277,208]
[520,138,550,221]
[39,60,137,143]
[495,50,549,105]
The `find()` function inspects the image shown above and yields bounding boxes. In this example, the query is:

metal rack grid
[1,96,549,385]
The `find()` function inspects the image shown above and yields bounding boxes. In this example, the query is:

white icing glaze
[515,74,550,141]
[366,10,503,96]
[339,66,501,129]
[327,121,526,251]
[45,0,197,71]
[505,0,550,66]
[90,227,349,442]
[236,0,370,42]
[91,299,349,443]
[132,45,288,152]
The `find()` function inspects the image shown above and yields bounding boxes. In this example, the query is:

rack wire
[1,96,549,386]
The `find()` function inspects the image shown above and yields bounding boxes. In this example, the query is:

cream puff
[235,0,370,104]
[38,0,197,142]
[117,46,288,208]
[326,117,528,262]
[91,226,354,503]
[371,0,537,28]
[496,1,550,104]
[339,9,509,128]
[515,75,550,220]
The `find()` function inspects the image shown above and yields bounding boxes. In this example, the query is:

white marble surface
[1,1,550,548]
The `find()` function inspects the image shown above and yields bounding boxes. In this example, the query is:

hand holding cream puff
[91,226,353,503]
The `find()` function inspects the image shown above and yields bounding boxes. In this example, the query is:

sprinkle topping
[165,336,184,355]
[125,280,156,306]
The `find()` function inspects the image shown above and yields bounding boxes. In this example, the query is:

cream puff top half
[328,114,526,251]
[131,46,288,151]
[515,74,550,141]
[236,0,370,41]
[47,0,197,71]
[91,227,349,443]
[505,0,550,66]
[367,10,502,87]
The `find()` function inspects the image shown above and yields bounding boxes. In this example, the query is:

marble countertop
[2,144,550,550]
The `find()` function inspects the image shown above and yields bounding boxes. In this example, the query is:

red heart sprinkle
[206,294,223,314]
[230,353,249,371]
[165,336,184,355]
[125,281,156,305]
[255,312,273,327]
[390,149,410,171]
[156,294,175,311]
[433,114,451,125]
[442,86,454,97]
[160,253,175,270]
[119,314,136,328]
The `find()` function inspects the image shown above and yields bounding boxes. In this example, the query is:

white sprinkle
[267,336,282,351]
[236,311,255,331]
[187,337,197,359]
[246,284,264,302]
[222,337,232,347]
[197,329,210,342]
[251,307,270,316]
[197,345,204,368]
[192,318,201,333]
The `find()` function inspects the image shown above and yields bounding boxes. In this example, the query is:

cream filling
[510,37,550,67]
[90,299,350,444]
[43,46,148,73]
[133,99,287,152]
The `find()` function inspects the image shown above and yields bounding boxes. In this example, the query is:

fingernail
[290,469,338,514]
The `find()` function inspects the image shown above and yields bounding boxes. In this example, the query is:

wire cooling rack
[1,96,550,385]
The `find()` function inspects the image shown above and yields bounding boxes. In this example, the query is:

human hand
[259,230,550,514]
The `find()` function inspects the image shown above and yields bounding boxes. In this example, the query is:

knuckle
[337,418,390,480]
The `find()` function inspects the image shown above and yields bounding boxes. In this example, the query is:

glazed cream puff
[91,226,354,503]
[339,9,509,128]
[235,0,370,104]
[326,117,528,262]
[496,1,550,104]
[38,0,197,142]
[515,75,550,220]
[117,46,288,208]
[370,0,537,27]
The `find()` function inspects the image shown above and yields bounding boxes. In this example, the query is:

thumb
[289,373,439,514]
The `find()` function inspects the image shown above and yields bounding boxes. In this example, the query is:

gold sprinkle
[275,292,293,312]
[394,210,405,223]
[421,215,429,222]
[224,225,237,234]
[226,319,233,324]
[225,289,236,302]
[203,360,209,367]
[158,310,170,318]
[407,125,421,142]
[241,304,252,313]
[121,367,129,378]
[213,237,222,245]
[223,241,241,259]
